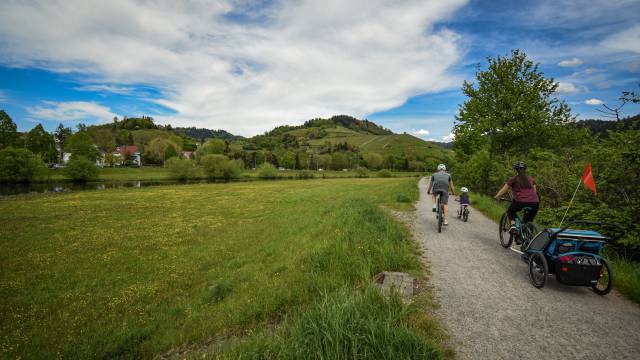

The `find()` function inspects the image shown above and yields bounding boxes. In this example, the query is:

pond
[0,179,222,196]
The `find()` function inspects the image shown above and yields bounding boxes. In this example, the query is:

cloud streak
[558,58,583,67]
[27,101,117,123]
[0,0,468,135]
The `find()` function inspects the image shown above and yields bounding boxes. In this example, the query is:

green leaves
[454,49,573,158]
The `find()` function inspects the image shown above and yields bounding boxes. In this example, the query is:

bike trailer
[526,227,608,286]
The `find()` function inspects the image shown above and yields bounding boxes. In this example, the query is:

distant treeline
[172,127,243,141]
[576,114,640,136]
[266,115,393,137]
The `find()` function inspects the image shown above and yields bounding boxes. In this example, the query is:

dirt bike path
[414,178,640,360]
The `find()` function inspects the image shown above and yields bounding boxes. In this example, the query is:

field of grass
[468,193,640,304]
[0,178,449,358]
[40,167,423,183]
[43,167,174,181]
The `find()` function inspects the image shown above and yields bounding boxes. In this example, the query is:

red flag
[582,163,596,195]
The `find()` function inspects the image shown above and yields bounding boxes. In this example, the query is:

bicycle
[497,198,538,250]
[429,190,446,233]
[455,199,470,222]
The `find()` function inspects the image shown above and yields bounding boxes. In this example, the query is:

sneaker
[432,206,436,212]
[443,219,448,225]
[509,226,517,235]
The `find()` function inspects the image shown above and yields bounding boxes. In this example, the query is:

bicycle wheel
[499,213,512,248]
[528,252,548,288]
[592,258,613,295]
[462,208,469,222]
[521,223,539,249]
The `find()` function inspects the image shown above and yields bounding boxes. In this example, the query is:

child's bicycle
[455,199,470,222]
[522,220,624,294]
[497,198,538,249]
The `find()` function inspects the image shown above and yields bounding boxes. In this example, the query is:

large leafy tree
[144,137,180,165]
[0,110,18,149]
[25,124,58,163]
[65,131,100,161]
[54,123,73,160]
[454,49,573,158]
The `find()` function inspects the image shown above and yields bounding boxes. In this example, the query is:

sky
[0,0,639,141]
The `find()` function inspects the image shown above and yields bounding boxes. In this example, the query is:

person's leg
[441,192,449,224]
[432,194,437,211]
[507,201,523,232]
[522,203,539,223]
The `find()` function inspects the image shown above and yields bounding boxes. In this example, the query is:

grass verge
[1,178,446,358]
[469,193,640,304]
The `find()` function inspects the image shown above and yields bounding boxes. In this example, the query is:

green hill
[73,113,449,170]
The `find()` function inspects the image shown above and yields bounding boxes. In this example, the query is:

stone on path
[374,271,418,302]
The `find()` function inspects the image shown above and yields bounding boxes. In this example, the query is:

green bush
[0,147,45,183]
[377,169,393,178]
[224,159,243,180]
[355,166,368,178]
[257,162,278,179]
[200,154,229,179]
[296,170,314,179]
[64,156,99,182]
[165,157,199,180]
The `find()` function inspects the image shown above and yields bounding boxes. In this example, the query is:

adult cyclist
[427,164,456,225]
[494,161,539,236]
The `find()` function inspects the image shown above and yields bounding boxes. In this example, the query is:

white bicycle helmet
[437,163,446,171]
[461,187,469,193]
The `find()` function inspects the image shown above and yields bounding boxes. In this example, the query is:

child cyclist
[458,187,470,217]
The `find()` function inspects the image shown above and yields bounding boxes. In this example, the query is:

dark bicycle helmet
[513,161,527,170]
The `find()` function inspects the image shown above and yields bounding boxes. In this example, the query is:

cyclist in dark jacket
[427,163,456,225]
[494,161,539,234]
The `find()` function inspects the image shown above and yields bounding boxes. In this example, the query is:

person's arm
[494,183,510,199]
[427,175,433,194]
[449,177,456,195]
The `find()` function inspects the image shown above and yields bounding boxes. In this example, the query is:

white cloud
[27,101,117,123]
[558,58,584,67]
[442,132,455,142]
[0,0,468,136]
[585,98,604,105]
[0,90,7,103]
[414,129,430,136]
[556,82,586,95]
[74,84,136,95]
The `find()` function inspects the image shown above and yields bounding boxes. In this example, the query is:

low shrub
[201,154,242,180]
[0,147,45,183]
[165,157,199,180]
[64,156,99,182]
[377,169,392,178]
[257,163,278,179]
[355,166,368,178]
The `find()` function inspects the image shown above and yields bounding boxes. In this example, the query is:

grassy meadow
[0,178,449,359]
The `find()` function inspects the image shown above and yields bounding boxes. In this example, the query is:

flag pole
[559,178,582,228]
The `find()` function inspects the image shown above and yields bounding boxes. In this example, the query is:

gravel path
[414,178,640,360]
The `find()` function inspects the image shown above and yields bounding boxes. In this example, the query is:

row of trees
[451,49,640,256]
